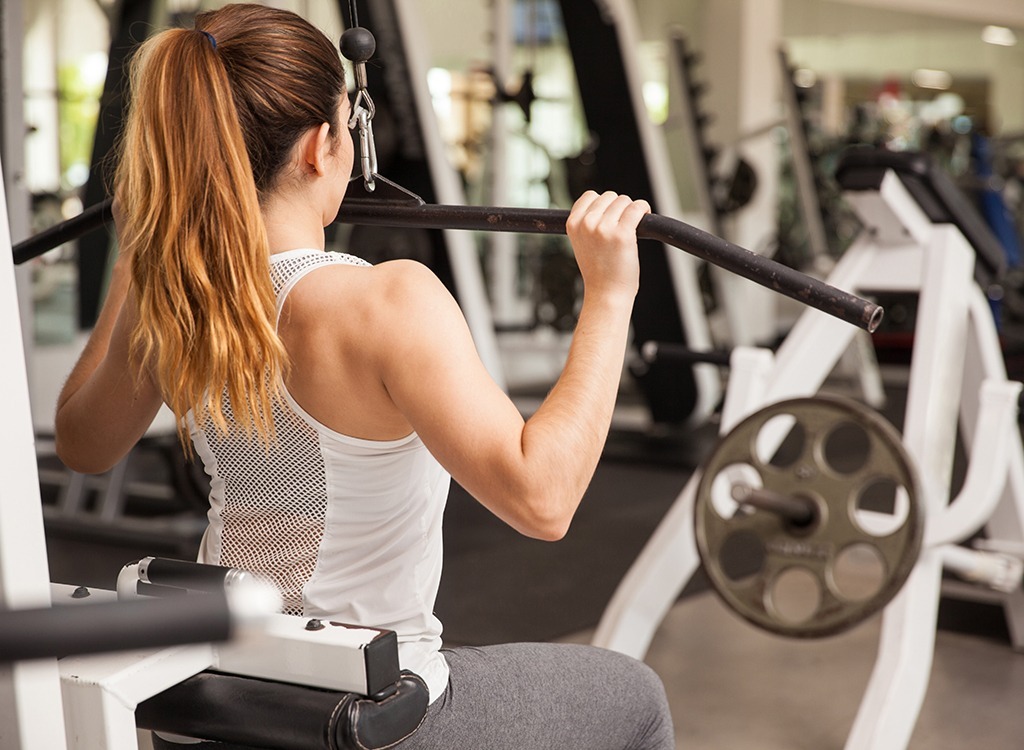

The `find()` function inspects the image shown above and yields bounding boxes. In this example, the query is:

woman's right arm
[54,209,164,474]
[375,191,649,540]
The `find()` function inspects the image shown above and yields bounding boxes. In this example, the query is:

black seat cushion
[137,670,429,750]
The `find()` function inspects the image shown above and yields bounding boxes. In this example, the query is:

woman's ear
[301,122,333,176]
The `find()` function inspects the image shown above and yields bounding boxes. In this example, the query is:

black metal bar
[640,341,732,367]
[12,195,884,333]
[0,592,232,663]
[13,198,112,264]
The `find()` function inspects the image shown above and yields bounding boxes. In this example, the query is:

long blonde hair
[114,4,346,447]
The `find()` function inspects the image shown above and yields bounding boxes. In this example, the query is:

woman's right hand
[565,190,650,302]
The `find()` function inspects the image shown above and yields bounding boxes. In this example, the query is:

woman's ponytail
[115,27,287,448]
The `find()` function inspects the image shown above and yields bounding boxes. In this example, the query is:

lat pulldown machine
[4,12,883,750]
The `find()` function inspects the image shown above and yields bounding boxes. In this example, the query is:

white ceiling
[823,0,1024,29]
[785,0,1022,37]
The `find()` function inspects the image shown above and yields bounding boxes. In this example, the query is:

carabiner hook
[341,27,379,193]
[351,105,378,191]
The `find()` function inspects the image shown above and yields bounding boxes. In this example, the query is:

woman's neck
[262,190,327,255]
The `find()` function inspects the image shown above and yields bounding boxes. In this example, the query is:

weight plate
[694,395,924,638]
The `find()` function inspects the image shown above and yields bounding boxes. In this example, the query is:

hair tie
[200,30,217,50]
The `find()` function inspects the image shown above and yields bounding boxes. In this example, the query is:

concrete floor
[560,592,1024,749]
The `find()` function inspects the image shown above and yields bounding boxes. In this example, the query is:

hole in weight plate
[831,543,887,602]
[823,420,872,475]
[755,414,805,468]
[768,567,821,625]
[854,478,909,536]
[709,463,762,519]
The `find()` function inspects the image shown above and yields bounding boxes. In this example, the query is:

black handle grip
[141,557,240,593]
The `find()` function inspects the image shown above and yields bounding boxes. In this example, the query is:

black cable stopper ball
[340,27,375,63]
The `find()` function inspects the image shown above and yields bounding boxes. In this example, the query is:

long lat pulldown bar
[11,194,883,333]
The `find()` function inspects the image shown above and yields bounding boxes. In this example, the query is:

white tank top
[190,248,451,702]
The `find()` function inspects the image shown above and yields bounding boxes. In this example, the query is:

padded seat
[137,669,429,750]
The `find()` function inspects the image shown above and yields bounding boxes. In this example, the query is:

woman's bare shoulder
[283,257,455,328]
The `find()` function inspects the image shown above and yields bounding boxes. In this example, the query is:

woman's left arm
[54,248,164,474]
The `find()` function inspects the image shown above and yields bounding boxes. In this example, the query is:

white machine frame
[593,167,1024,749]
[53,578,391,750]
[0,115,69,750]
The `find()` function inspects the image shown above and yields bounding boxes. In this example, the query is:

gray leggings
[151,642,675,750]
[406,642,675,750]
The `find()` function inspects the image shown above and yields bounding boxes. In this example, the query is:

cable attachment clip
[340,27,379,192]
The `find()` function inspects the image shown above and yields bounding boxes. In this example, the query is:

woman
[54,4,674,748]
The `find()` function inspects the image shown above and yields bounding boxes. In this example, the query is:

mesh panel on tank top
[200,398,326,615]
[270,250,369,296]
[200,249,370,616]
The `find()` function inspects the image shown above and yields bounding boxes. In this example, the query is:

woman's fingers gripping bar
[566,191,650,300]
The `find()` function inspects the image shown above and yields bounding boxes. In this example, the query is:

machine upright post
[0,158,68,747]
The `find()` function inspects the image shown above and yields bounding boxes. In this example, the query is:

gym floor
[565,593,1024,749]
[41,364,1024,750]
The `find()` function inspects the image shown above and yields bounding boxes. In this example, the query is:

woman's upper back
[275,252,432,441]
[191,248,452,697]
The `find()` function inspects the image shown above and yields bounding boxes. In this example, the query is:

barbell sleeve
[731,484,817,527]
[11,195,883,332]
